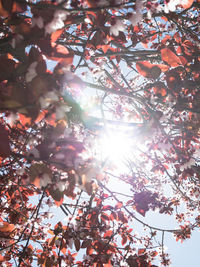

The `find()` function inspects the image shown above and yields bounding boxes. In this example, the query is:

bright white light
[100,127,134,167]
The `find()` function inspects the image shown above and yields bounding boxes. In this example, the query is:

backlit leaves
[0,0,199,266]
[181,0,194,9]
[29,163,52,188]
[136,61,169,79]
[161,48,182,67]
[0,221,14,233]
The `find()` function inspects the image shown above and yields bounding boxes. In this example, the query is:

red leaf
[137,208,146,216]
[161,48,182,67]
[104,230,113,238]
[51,29,64,43]
[101,45,110,53]
[12,2,27,13]
[54,57,74,75]
[51,44,74,62]
[153,82,167,97]
[138,248,146,255]
[48,236,56,247]
[121,235,127,246]
[176,46,182,55]
[136,61,161,79]
[74,239,80,251]
[86,245,94,255]
[81,239,91,248]
[0,124,11,158]
[0,255,4,262]
[117,211,128,223]
[54,197,64,206]
[166,69,181,90]
[102,205,113,211]
[0,1,8,17]
[115,201,123,210]
[179,56,187,66]
[181,0,194,9]
[126,200,133,205]
[158,64,169,72]
[0,221,14,233]
[1,0,13,14]
[101,212,110,221]
[19,114,32,127]
[174,32,181,43]
[110,211,117,220]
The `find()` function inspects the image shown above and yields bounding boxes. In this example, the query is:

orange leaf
[19,114,32,127]
[32,177,40,188]
[153,82,167,97]
[0,255,4,262]
[0,0,12,17]
[35,110,46,123]
[101,45,110,54]
[156,64,169,72]
[51,44,74,62]
[104,230,113,238]
[54,44,69,55]
[181,0,194,9]
[138,248,146,255]
[161,48,182,67]
[141,41,148,49]
[0,222,14,233]
[12,2,27,13]
[161,16,168,22]
[86,245,93,255]
[51,29,64,43]
[54,197,64,206]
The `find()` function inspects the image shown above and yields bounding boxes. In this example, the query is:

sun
[99,126,135,169]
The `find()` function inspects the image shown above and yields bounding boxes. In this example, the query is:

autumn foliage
[0,0,200,266]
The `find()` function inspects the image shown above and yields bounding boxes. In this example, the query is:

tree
[0,0,199,266]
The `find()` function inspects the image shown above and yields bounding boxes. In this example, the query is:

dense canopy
[0,0,200,266]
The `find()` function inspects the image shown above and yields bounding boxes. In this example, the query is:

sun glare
[100,127,135,168]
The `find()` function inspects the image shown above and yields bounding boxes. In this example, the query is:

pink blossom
[25,62,38,83]
[129,0,144,26]
[39,91,59,109]
[45,10,68,35]
[27,147,40,159]
[55,104,71,120]
[32,16,44,29]
[10,34,23,49]
[110,19,125,36]
[164,0,190,12]
[57,180,67,192]
[40,173,52,188]
[68,238,73,249]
